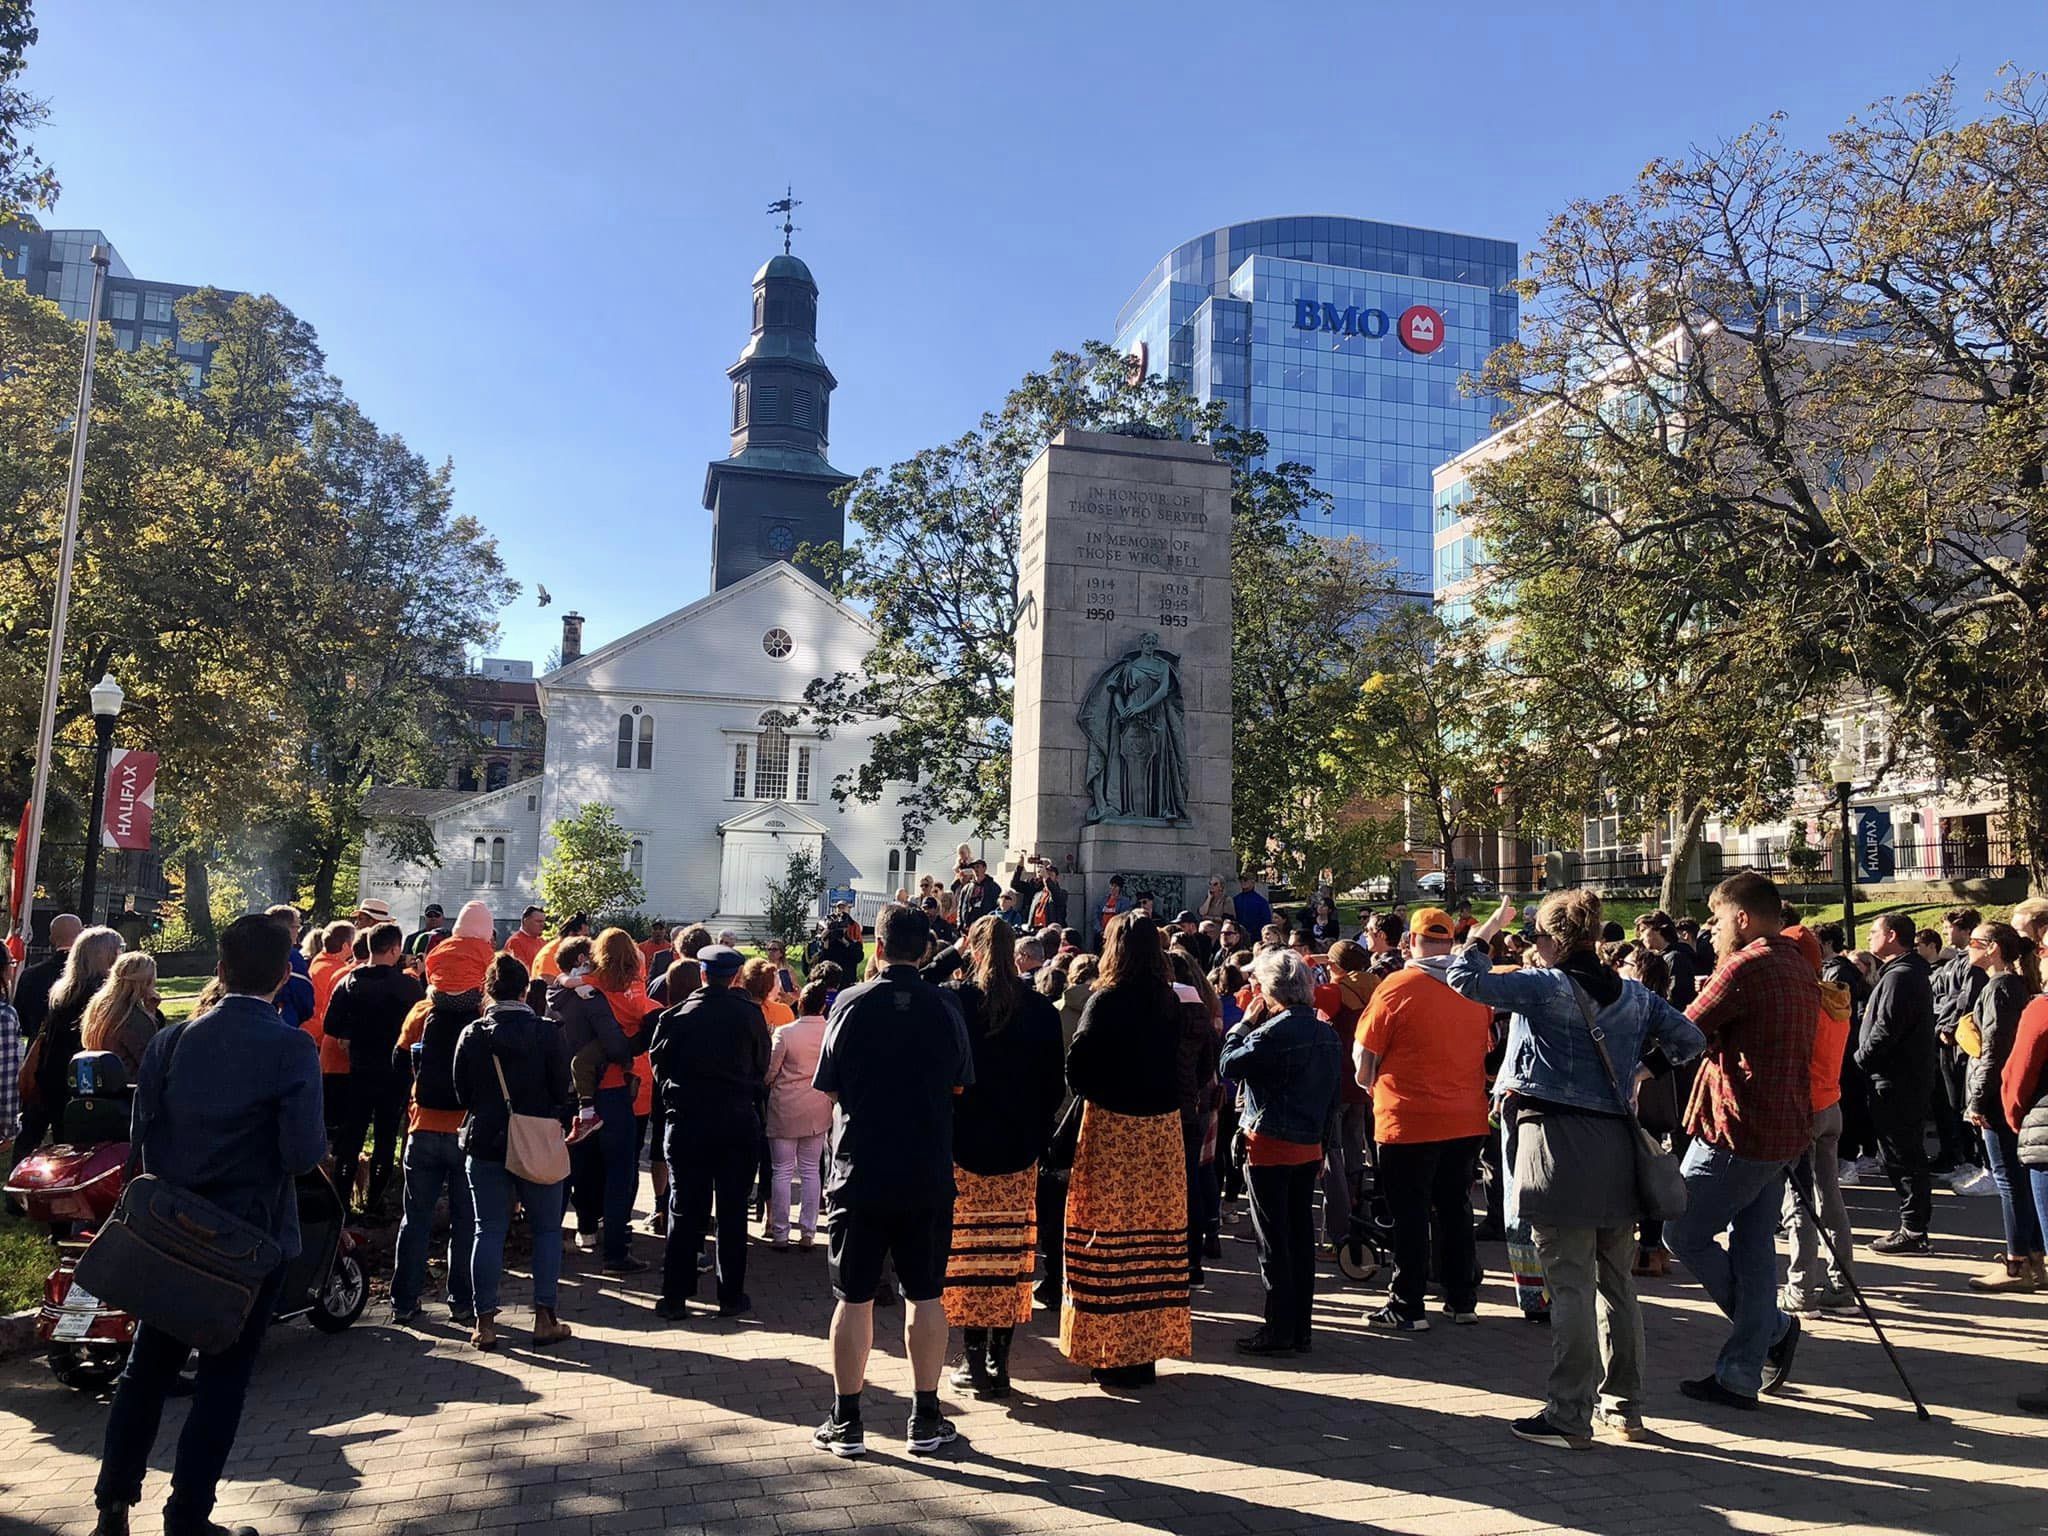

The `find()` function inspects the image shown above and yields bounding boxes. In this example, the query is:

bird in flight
[537,584,552,607]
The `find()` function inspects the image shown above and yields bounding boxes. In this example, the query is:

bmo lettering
[1293,299,1388,339]
[1293,298,1446,356]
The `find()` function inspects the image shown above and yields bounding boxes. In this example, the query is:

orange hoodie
[1811,977,1852,1113]
[424,936,494,994]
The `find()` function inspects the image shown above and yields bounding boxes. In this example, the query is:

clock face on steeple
[766,523,797,556]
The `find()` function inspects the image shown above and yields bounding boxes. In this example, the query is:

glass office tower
[1,226,232,383]
[1114,217,1517,595]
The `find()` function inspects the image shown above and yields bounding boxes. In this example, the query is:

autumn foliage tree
[1468,68,2048,883]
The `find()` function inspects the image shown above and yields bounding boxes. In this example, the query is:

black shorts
[827,1202,953,1304]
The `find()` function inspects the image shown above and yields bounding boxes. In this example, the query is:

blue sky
[23,1,2041,665]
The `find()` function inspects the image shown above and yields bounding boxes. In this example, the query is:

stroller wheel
[1337,1236,1380,1283]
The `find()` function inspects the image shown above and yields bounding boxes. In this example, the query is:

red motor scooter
[5,1051,371,1391]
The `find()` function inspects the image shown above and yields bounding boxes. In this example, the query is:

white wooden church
[358,250,991,932]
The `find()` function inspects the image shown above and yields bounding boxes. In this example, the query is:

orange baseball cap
[1410,907,1457,940]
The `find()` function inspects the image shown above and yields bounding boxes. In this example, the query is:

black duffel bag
[75,1172,282,1353]
[72,1022,282,1353]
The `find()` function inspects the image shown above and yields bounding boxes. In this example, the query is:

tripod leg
[1788,1175,1931,1421]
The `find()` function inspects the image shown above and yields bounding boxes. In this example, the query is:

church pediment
[540,562,873,700]
[718,801,830,837]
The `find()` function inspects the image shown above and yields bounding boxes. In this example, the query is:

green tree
[1327,607,1511,882]
[1227,453,1410,882]
[281,399,514,915]
[0,1,56,226]
[1477,69,2048,880]
[762,846,823,948]
[537,804,644,924]
[1464,421,1825,915]
[0,284,299,898]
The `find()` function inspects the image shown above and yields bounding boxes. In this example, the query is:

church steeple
[726,254,836,465]
[703,228,851,593]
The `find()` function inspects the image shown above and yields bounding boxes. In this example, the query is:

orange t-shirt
[1355,966,1492,1144]
[762,998,795,1029]
[308,951,357,1074]
[1811,980,1852,1114]
[502,928,543,969]
[533,937,566,980]
[397,1000,465,1135]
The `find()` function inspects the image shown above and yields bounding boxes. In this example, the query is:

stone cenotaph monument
[1007,428,1233,927]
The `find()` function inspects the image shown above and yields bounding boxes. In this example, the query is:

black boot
[93,1507,129,1536]
[986,1327,1014,1398]
[949,1328,991,1392]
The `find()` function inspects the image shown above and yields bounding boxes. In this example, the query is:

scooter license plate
[53,1287,102,1340]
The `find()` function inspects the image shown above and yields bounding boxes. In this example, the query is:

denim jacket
[1444,946,1705,1116]
[1217,1004,1343,1145]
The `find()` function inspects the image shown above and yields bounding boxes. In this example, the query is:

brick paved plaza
[4,1175,2046,1536]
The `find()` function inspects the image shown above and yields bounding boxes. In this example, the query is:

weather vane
[767,185,801,254]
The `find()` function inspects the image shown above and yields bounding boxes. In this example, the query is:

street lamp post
[1831,748,1857,943]
[15,244,111,949]
[77,673,124,924]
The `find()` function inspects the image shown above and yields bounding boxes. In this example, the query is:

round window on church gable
[763,627,793,659]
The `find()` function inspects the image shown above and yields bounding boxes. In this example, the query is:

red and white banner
[101,749,158,851]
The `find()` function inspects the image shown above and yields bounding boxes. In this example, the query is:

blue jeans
[2031,1167,2048,1258]
[468,1157,567,1314]
[391,1129,475,1315]
[1983,1120,2044,1257]
[97,1267,283,1529]
[1667,1140,1791,1397]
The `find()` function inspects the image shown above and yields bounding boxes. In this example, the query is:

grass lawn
[158,973,209,1023]
[0,1157,48,1313]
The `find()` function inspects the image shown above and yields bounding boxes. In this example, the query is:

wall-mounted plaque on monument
[1007,428,1233,933]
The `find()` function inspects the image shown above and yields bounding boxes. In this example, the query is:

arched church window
[752,710,793,800]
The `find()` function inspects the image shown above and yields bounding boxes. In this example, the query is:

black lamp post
[78,672,123,924]
[1830,746,1857,943]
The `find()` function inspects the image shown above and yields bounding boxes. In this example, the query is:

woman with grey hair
[1216,947,1344,1358]
[32,925,127,1129]
[1447,892,1704,1448]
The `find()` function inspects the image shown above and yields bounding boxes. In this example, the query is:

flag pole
[15,244,110,949]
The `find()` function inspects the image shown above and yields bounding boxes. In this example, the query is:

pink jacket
[766,1013,833,1140]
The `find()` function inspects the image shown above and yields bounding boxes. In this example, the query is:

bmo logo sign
[1292,298,1447,356]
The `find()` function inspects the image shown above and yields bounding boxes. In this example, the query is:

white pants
[768,1132,827,1241]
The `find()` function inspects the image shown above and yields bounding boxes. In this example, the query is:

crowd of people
[7,860,2048,1531]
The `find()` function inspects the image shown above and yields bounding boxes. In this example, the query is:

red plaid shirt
[1684,934,1818,1163]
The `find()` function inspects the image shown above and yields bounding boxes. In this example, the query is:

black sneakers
[907,1407,960,1456]
[1871,1229,1930,1255]
[813,1415,867,1458]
